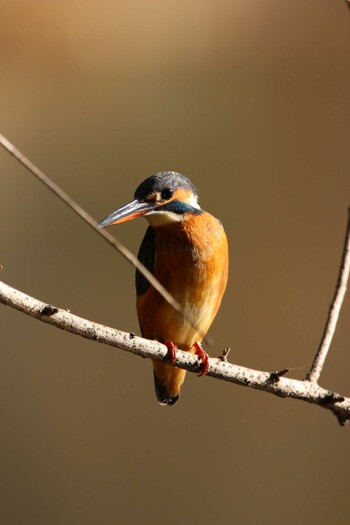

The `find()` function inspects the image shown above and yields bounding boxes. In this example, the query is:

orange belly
[137,211,229,401]
[137,213,228,345]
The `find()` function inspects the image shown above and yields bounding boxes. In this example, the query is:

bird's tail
[152,360,186,406]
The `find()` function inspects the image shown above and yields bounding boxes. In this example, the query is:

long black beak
[98,199,154,228]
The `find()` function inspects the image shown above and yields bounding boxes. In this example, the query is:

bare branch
[1,279,349,425]
[307,210,350,383]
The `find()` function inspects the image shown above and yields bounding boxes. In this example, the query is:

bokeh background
[1,1,350,523]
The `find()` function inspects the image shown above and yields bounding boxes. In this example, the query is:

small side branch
[1,279,349,425]
[307,210,350,383]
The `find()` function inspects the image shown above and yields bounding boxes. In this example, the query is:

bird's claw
[164,341,177,366]
[194,342,209,376]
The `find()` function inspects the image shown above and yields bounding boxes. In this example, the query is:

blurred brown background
[1,1,350,524]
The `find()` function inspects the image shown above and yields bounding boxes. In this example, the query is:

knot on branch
[39,305,59,317]
[319,392,345,407]
[86,327,98,341]
[266,368,289,384]
[219,348,231,362]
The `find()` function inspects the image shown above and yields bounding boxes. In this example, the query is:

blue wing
[135,226,155,296]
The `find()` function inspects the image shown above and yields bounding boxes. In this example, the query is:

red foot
[194,342,209,376]
[163,341,177,366]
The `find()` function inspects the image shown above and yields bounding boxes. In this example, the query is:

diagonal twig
[0,133,208,342]
[307,209,350,383]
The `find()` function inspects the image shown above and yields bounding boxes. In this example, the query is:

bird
[98,171,228,406]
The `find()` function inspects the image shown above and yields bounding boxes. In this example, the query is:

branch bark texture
[1,280,349,425]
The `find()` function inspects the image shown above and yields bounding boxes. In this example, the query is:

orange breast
[137,212,228,350]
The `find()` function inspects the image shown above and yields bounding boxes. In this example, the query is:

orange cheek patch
[171,189,193,204]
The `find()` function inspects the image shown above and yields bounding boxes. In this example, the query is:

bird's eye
[161,188,173,200]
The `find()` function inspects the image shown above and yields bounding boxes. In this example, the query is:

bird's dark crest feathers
[134,171,199,202]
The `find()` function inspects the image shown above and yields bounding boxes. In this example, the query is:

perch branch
[1,279,349,425]
[307,209,350,383]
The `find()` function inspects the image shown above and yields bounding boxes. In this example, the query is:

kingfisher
[98,171,228,406]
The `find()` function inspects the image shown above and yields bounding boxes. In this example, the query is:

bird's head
[98,171,202,228]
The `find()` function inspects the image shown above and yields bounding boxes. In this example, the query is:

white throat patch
[188,194,200,209]
[145,210,182,227]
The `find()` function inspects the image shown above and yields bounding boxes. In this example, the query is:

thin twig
[0,279,349,425]
[307,210,350,383]
[0,133,207,341]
